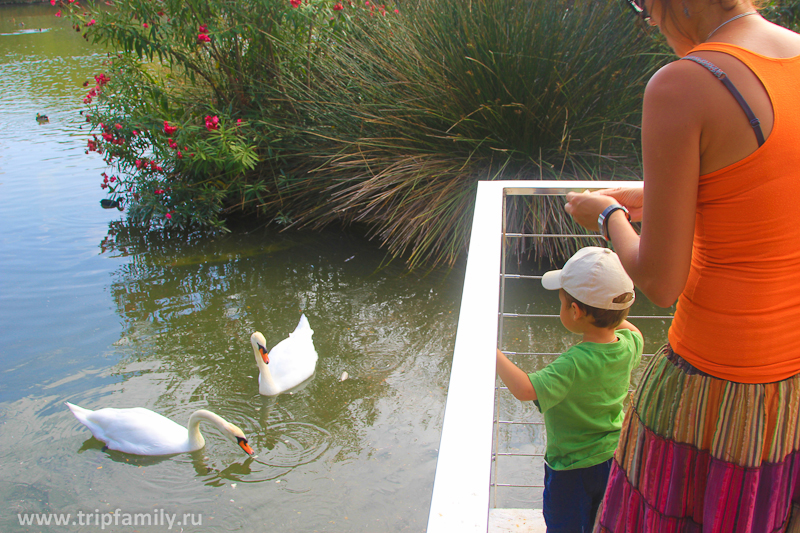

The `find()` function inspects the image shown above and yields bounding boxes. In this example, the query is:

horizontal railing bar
[500,312,674,320]
[498,352,658,357]
[504,233,602,239]
[491,483,545,488]
[494,452,545,457]
[502,181,644,197]
[497,420,545,426]
[502,274,542,280]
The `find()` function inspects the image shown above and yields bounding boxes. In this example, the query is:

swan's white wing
[68,404,190,455]
[266,315,319,392]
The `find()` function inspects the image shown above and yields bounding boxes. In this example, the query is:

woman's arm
[565,62,701,307]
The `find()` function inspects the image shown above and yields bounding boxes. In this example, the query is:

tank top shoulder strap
[680,55,765,147]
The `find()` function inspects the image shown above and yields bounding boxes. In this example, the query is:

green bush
[66,0,666,268]
[762,0,800,31]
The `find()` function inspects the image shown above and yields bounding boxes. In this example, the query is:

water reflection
[97,219,459,482]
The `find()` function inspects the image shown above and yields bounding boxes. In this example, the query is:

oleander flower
[163,121,178,135]
[197,34,211,43]
[204,115,220,131]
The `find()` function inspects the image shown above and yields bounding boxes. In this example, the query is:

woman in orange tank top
[564,0,800,530]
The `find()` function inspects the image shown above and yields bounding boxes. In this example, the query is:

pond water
[0,5,672,532]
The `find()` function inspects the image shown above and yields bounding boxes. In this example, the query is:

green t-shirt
[528,328,643,471]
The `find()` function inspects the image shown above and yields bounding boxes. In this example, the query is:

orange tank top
[668,43,800,383]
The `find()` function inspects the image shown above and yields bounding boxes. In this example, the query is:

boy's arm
[615,319,642,339]
[496,349,538,402]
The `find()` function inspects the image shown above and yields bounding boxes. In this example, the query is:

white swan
[66,403,254,456]
[250,314,319,396]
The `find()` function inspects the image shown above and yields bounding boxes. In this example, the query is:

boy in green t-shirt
[495,246,643,532]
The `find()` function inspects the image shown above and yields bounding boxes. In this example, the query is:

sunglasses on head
[626,0,650,22]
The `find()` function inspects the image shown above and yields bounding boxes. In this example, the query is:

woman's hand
[564,191,618,232]
[595,188,644,222]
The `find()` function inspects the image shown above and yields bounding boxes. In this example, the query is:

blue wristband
[597,204,630,241]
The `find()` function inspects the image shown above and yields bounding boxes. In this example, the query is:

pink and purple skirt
[595,345,800,532]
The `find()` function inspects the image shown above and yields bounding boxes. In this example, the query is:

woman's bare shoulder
[644,60,714,114]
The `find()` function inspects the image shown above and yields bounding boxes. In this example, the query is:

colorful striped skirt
[595,344,800,532]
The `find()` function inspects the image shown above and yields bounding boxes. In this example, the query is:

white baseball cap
[541,247,635,310]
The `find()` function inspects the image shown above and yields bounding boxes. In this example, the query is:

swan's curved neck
[187,410,228,449]
[253,344,278,392]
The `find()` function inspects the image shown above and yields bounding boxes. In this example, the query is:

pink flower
[290,0,302,7]
[168,138,178,149]
[333,2,343,10]
[197,33,211,43]
[50,0,56,4]
[198,24,209,34]
[204,115,219,131]
[142,23,149,28]
[114,123,122,129]
[135,159,144,169]
[55,10,62,17]
[109,176,116,182]
[132,130,138,136]
[154,189,164,195]
[86,19,96,26]
[177,151,183,159]
[163,120,178,135]
[165,212,172,219]
[237,118,242,124]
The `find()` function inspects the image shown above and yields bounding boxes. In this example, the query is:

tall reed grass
[278,0,667,267]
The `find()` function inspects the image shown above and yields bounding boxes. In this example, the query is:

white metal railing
[426,180,647,533]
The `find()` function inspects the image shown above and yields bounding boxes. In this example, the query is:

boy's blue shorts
[543,458,612,532]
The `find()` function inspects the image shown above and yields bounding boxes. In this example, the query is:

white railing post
[426,181,505,533]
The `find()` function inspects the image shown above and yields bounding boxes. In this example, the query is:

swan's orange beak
[237,437,254,455]
[258,345,269,364]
